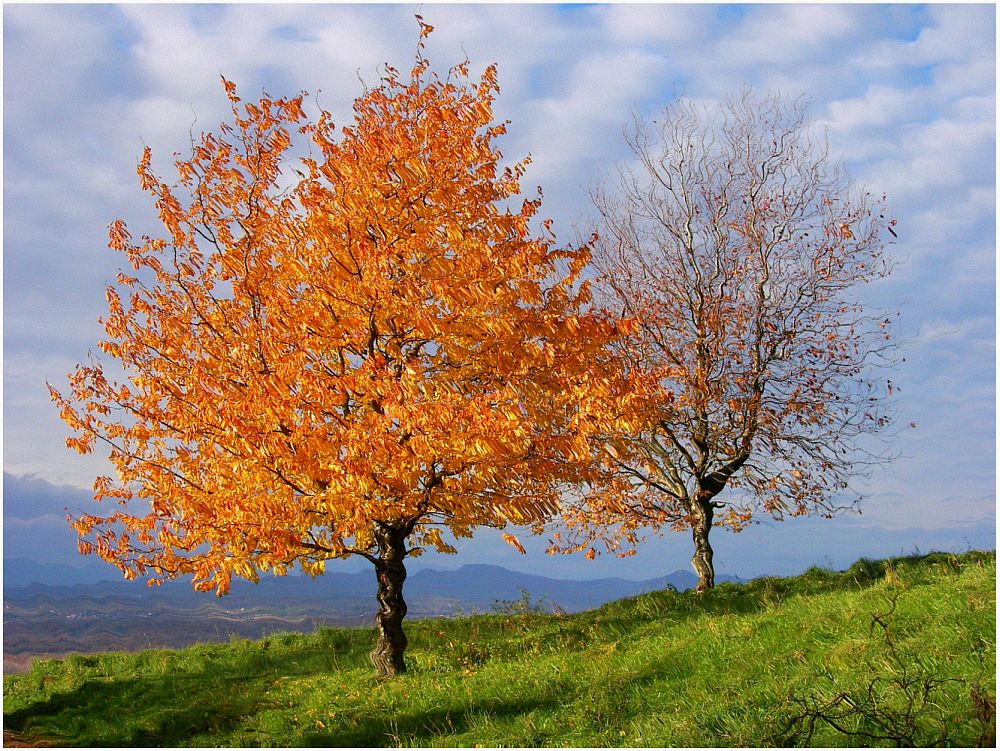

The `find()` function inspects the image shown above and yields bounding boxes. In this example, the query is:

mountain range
[3,558,732,671]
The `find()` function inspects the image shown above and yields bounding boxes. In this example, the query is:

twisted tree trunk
[370,522,410,677]
[690,495,716,591]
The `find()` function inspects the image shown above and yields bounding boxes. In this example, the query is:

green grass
[4,550,995,747]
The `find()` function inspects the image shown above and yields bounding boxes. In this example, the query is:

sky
[2,2,996,584]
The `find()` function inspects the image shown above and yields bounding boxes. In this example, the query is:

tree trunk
[690,496,715,591]
[369,522,409,678]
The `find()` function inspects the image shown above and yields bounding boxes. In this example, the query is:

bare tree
[558,91,899,590]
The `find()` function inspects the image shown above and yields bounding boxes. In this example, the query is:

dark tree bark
[369,521,410,677]
[689,455,746,590]
[690,494,716,591]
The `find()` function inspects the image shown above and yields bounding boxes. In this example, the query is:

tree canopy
[557,92,898,590]
[50,23,623,674]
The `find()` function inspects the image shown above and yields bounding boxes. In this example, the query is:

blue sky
[3,2,995,583]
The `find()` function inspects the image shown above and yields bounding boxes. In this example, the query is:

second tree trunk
[690,496,715,591]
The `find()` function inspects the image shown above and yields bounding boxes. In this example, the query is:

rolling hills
[3,563,726,670]
[3,550,994,747]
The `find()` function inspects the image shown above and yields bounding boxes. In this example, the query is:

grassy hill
[3,550,995,747]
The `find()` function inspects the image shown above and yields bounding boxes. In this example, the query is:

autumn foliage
[50,23,621,675]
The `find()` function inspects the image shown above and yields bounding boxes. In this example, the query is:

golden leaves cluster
[51,49,626,593]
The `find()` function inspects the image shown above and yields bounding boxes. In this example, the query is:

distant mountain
[404,563,703,611]
[2,473,96,520]
[3,558,120,589]
[2,473,744,666]
[3,562,739,665]
[4,557,723,603]
[4,560,710,610]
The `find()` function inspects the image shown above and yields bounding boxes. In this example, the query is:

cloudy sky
[3,2,995,582]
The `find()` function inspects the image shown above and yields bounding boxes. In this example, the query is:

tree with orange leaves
[50,24,620,676]
[556,92,898,591]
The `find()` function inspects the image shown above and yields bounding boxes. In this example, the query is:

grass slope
[3,551,995,747]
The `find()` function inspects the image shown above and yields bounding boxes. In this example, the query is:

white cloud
[3,352,116,487]
[714,4,860,66]
[2,3,994,578]
[123,95,216,151]
[856,3,995,70]
[855,493,995,531]
[825,85,938,134]
[600,3,718,44]
[852,97,996,207]
[4,513,67,528]
[2,5,114,101]
[916,319,967,345]
[906,3,996,64]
